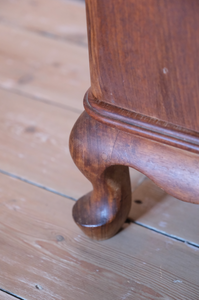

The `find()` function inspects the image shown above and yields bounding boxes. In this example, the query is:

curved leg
[69,112,132,240]
[70,111,199,240]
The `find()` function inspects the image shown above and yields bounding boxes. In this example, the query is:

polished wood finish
[70,0,199,240]
[72,165,131,240]
[86,0,199,132]
[70,112,132,239]
[70,111,199,239]
[1,0,199,298]
[1,88,199,244]
[84,89,199,154]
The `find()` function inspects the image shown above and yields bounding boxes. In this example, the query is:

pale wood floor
[0,1,198,299]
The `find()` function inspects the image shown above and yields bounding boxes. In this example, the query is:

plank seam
[0,169,76,201]
[0,20,87,48]
[0,288,26,300]
[133,221,199,249]
[0,86,82,115]
[32,29,87,48]
[0,169,198,249]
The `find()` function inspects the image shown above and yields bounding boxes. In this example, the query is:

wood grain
[86,0,199,132]
[0,291,16,300]
[0,88,143,201]
[0,88,91,200]
[71,0,199,239]
[0,0,87,46]
[0,23,89,111]
[130,178,199,246]
[1,88,199,244]
[72,165,132,240]
[85,90,199,154]
[70,111,199,239]
[0,0,198,298]
[0,173,199,300]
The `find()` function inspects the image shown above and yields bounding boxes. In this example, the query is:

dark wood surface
[0,1,199,298]
[1,86,199,244]
[86,0,199,132]
[69,0,199,240]
[70,111,199,240]
[84,89,199,154]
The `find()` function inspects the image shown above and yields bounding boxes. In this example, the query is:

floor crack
[0,288,27,300]
[133,220,199,249]
[0,169,198,250]
[0,169,76,201]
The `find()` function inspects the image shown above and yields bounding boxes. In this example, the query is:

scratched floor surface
[0,1,198,299]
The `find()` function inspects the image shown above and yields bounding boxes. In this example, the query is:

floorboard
[0,1,198,298]
[0,23,89,112]
[0,291,18,300]
[0,0,87,46]
[0,88,91,200]
[130,178,199,246]
[0,173,198,300]
[0,88,199,246]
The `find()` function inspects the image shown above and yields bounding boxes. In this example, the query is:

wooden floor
[0,1,199,299]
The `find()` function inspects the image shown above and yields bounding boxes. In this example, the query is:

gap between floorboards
[0,288,26,300]
[0,20,87,48]
[0,168,198,249]
[0,169,76,201]
[0,86,82,115]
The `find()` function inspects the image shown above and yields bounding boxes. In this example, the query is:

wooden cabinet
[70,0,199,240]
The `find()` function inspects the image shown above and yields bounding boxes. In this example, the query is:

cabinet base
[70,111,199,240]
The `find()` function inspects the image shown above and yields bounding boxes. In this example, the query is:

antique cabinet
[70,0,199,240]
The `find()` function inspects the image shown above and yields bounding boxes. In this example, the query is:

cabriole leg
[69,111,132,240]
